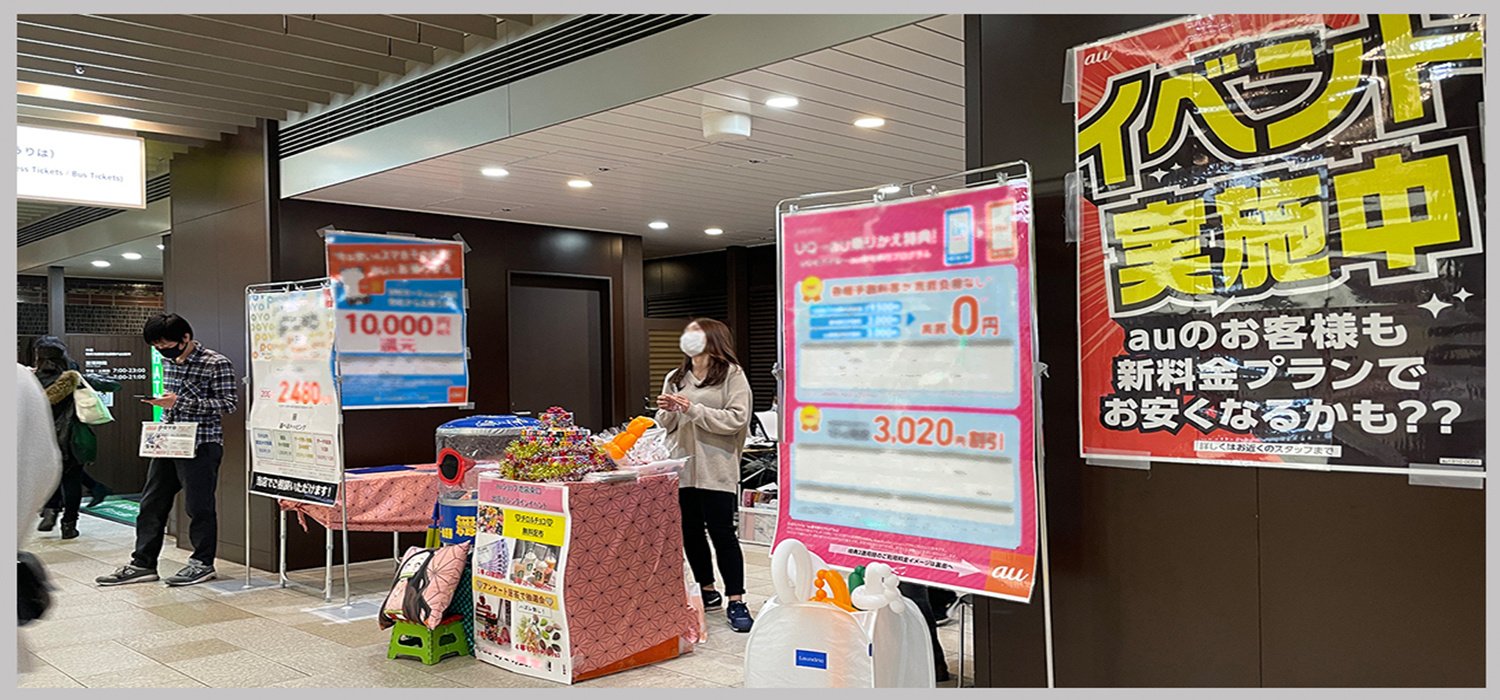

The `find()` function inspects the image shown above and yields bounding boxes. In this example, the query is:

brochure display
[471,472,695,684]
[1074,14,1486,476]
[776,166,1042,602]
[325,230,470,409]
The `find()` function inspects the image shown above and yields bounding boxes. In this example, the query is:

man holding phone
[97,314,238,587]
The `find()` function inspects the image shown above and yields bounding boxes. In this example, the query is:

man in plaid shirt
[98,314,238,588]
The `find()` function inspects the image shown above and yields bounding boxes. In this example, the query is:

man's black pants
[132,443,223,570]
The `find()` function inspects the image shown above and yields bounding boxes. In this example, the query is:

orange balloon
[628,416,655,435]
[616,433,639,450]
[605,443,626,461]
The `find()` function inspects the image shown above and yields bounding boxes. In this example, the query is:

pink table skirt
[279,464,439,532]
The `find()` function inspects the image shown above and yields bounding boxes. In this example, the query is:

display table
[277,464,440,601]
[471,472,697,684]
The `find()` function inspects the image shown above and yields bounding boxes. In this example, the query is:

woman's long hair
[671,318,739,390]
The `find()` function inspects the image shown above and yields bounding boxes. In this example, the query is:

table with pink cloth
[279,464,439,532]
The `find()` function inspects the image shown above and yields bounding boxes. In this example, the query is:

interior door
[508,274,612,431]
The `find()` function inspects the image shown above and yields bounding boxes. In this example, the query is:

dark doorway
[507,273,612,431]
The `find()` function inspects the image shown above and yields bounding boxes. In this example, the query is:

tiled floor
[19,515,973,688]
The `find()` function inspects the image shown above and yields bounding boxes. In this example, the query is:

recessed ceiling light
[765,96,799,109]
[36,84,74,100]
[854,116,887,129]
[156,244,165,250]
[480,167,510,178]
[879,185,902,195]
[648,220,669,230]
[99,115,135,129]
[705,228,724,236]
[567,178,593,189]
[91,260,111,268]
[121,252,142,260]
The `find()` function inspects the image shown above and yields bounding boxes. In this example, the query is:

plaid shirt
[163,345,238,446]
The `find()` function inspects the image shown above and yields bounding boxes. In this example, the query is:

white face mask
[680,330,707,357]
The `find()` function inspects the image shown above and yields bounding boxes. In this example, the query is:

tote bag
[73,376,114,426]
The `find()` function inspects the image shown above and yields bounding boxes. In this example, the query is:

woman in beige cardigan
[656,318,755,633]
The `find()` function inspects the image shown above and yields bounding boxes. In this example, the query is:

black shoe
[165,560,216,587]
[61,522,79,540]
[86,483,112,509]
[701,588,723,611]
[936,667,953,684]
[727,600,754,633]
[97,564,159,586]
[38,509,58,532]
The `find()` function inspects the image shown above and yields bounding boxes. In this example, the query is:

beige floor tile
[269,666,467,689]
[294,619,393,648]
[695,629,750,656]
[576,664,725,688]
[42,598,140,621]
[17,662,83,688]
[655,647,746,686]
[34,640,159,677]
[25,609,184,651]
[136,638,244,665]
[253,636,373,675]
[144,599,259,627]
[116,624,227,655]
[75,664,208,688]
[169,650,308,688]
[425,655,563,688]
[194,617,335,653]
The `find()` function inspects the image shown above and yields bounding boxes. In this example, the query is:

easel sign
[139,422,198,459]
[773,162,1044,603]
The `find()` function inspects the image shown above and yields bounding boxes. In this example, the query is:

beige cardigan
[655,365,753,494]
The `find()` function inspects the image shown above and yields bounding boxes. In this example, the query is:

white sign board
[139,422,198,459]
[17,125,146,209]
[247,285,344,506]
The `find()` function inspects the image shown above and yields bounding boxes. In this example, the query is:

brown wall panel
[966,14,1484,687]
[1257,469,1485,687]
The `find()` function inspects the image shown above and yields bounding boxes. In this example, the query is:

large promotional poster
[247,285,343,505]
[324,231,470,409]
[1074,15,1486,475]
[777,178,1041,602]
[472,478,574,684]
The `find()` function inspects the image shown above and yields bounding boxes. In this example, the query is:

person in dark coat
[31,337,120,540]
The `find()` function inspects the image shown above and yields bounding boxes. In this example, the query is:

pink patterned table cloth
[279,464,439,532]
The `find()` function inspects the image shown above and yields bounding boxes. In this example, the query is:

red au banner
[1075,15,1486,474]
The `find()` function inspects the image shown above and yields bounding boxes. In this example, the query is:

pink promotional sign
[777,177,1039,601]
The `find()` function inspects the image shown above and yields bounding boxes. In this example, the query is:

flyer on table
[778,179,1040,602]
[246,285,343,505]
[1073,15,1486,475]
[473,477,574,684]
[324,231,470,408]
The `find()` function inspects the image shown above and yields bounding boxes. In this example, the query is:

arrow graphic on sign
[829,544,984,577]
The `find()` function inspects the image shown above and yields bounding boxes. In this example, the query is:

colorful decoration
[812,569,857,612]
[601,416,657,463]
[501,406,612,482]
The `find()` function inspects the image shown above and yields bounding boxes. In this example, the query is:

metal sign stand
[244,277,351,608]
[773,162,1057,688]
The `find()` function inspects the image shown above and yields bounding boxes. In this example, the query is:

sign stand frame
[244,277,353,608]
[774,161,1056,688]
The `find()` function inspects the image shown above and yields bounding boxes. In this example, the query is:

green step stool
[387,616,469,665]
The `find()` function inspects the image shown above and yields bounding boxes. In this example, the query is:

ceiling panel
[295,16,969,257]
[20,238,166,281]
[14,14,516,140]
